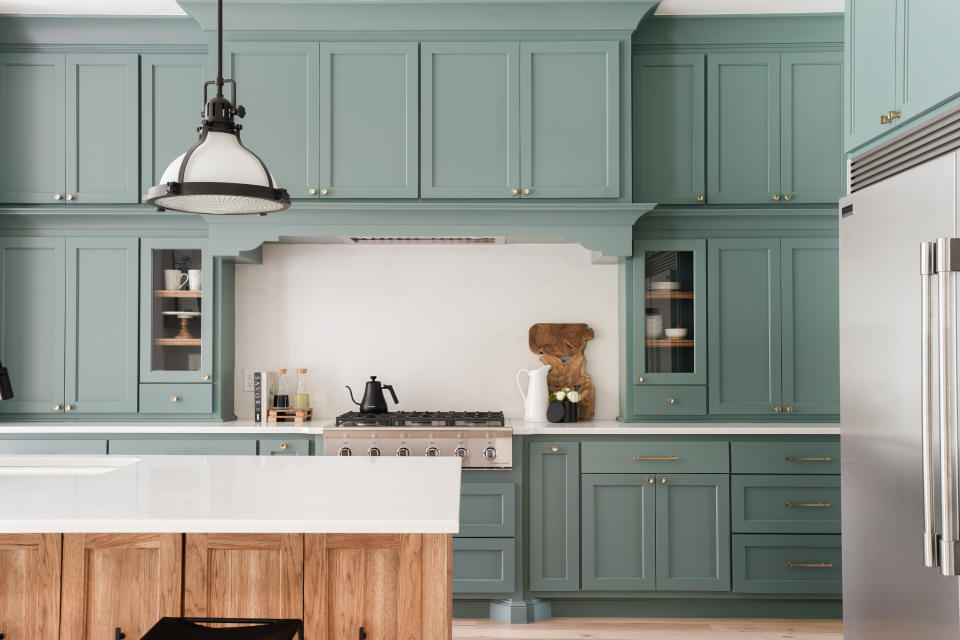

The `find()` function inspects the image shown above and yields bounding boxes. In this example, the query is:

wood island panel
[0,534,61,640]
[60,533,181,640]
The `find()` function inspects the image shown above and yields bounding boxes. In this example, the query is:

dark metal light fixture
[0,360,13,401]
[145,0,290,215]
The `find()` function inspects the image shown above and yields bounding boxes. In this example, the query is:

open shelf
[154,290,202,298]
[646,338,694,348]
[646,291,694,299]
[153,338,202,347]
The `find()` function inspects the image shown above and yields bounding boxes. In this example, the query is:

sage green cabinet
[707,53,780,204]
[520,41,620,198]
[0,54,65,203]
[0,439,107,454]
[139,383,212,414]
[318,42,419,198]
[656,474,730,591]
[632,54,706,205]
[581,474,655,590]
[109,438,256,455]
[65,238,139,414]
[0,53,137,204]
[732,475,841,535]
[452,538,516,594]
[733,534,841,594]
[845,0,897,149]
[709,238,839,416]
[223,42,319,199]
[258,438,310,456]
[529,441,580,591]
[0,238,66,414]
[421,42,520,198]
[458,482,516,538]
[140,54,208,196]
[899,0,960,120]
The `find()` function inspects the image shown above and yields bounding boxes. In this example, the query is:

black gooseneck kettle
[346,376,398,414]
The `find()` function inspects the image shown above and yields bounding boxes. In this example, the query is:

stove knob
[367,447,381,457]
[337,447,352,457]
[454,447,469,458]
[482,447,497,461]
[425,446,440,457]
[396,447,411,457]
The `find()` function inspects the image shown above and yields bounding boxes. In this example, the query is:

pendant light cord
[216,0,223,97]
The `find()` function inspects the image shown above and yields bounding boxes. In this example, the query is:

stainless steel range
[323,411,512,469]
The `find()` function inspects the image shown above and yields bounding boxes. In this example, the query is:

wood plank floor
[452,617,843,639]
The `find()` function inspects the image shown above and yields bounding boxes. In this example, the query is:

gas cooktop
[335,410,505,427]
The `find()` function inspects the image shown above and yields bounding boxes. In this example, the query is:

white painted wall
[233,243,621,420]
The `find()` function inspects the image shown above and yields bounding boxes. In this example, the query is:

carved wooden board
[529,323,596,420]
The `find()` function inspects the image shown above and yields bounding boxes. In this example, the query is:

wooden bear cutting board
[528,323,595,420]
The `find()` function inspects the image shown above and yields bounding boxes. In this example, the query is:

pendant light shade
[145,0,290,215]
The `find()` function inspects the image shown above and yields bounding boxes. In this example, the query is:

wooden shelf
[646,291,694,299]
[153,338,201,347]
[154,290,202,298]
[646,338,694,348]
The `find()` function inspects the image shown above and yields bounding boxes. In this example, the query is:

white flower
[567,391,582,403]
[554,390,567,401]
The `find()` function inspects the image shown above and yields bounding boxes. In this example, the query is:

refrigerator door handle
[937,237,960,576]
[922,241,939,568]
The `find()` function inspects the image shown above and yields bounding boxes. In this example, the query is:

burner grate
[335,410,505,427]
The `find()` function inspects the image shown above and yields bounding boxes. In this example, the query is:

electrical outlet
[243,370,256,391]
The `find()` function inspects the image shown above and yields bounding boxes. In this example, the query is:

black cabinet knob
[359,627,367,640]
[115,628,126,640]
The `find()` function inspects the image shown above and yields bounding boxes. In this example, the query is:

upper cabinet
[846,0,960,151]
[0,53,138,205]
[423,40,621,199]
[634,51,841,205]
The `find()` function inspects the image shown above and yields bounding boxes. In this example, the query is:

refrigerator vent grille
[850,104,960,193]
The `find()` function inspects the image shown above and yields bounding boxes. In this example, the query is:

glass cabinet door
[634,239,706,385]
[140,238,213,383]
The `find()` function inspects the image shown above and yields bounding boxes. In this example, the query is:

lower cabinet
[0,439,107,454]
[733,534,841,594]
[109,439,257,455]
[60,533,182,640]
[581,473,730,592]
[0,534,61,640]
[529,442,580,591]
[453,538,516,594]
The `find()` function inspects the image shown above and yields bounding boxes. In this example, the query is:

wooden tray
[267,407,313,423]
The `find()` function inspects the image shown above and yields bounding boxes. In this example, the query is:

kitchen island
[0,455,460,640]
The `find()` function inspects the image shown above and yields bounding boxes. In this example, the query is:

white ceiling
[0,0,843,15]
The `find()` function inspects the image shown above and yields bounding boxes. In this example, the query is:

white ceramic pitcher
[516,364,551,423]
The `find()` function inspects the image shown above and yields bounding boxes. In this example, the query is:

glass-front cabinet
[634,239,706,385]
[140,238,213,383]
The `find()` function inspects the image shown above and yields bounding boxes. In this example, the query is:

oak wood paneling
[0,534,61,640]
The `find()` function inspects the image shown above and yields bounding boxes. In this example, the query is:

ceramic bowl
[664,327,688,339]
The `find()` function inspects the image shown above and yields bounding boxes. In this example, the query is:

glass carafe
[294,368,310,409]
[273,368,290,408]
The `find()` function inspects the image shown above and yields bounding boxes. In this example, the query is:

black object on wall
[0,360,12,401]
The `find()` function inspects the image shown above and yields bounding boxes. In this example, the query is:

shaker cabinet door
[707,53,781,204]
[318,42,418,198]
[65,54,139,203]
[0,534,61,640]
[845,0,898,150]
[421,42,520,198]
[900,0,960,121]
[520,41,620,198]
[528,442,580,591]
[0,53,65,203]
[0,237,66,415]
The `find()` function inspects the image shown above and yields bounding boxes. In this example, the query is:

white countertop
[0,455,462,534]
[0,419,839,435]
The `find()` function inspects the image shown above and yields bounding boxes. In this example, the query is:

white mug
[188,269,202,291]
[163,269,188,290]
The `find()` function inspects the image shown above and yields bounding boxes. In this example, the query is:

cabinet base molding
[488,598,552,624]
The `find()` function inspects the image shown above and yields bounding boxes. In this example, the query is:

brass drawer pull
[280,442,287,450]
[633,456,680,461]
[170,395,178,402]
[551,445,559,452]
[785,456,832,461]
[786,562,833,568]
[785,502,832,508]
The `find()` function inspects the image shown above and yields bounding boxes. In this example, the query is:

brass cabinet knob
[774,406,783,413]
[551,445,559,452]
[786,406,795,413]
[53,404,61,411]
[65,194,73,201]
[772,194,781,201]
[646,477,654,484]
[141,194,147,201]
[696,194,704,202]
[659,477,667,484]
[64,404,72,411]
[53,193,62,200]
[889,110,901,120]
[510,188,519,196]
[170,395,178,402]
[280,442,288,450]
[319,188,329,196]
[201,374,209,381]
[667,397,677,405]
[308,188,317,195]
[522,188,531,196]
[636,376,644,383]
[784,194,793,201]
[881,114,892,124]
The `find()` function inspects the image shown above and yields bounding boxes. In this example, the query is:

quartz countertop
[0,455,461,534]
[0,419,839,436]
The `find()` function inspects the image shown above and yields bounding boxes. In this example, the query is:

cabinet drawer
[731,441,840,474]
[258,438,310,456]
[733,534,841,594]
[633,386,707,416]
[582,440,728,473]
[459,482,516,537]
[453,538,516,594]
[139,383,212,414]
[109,438,256,455]
[733,475,840,534]
[0,439,107,454]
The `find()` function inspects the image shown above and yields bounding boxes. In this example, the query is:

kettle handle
[516,369,529,403]
[382,384,399,405]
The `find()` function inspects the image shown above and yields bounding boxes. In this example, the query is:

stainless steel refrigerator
[840,151,960,639]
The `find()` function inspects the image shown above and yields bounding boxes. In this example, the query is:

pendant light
[146,0,290,215]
